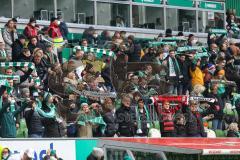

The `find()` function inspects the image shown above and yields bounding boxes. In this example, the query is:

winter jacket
[141,52,155,62]
[59,22,69,40]
[158,106,181,135]
[25,108,44,135]
[48,23,62,39]
[116,105,136,137]
[174,123,187,137]
[23,24,38,39]
[127,43,141,62]
[28,41,46,54]
[33,59,49,80]
[184,106,207,137]
[203,93,224,120]
[177,58,191,83]
[102,111,117,137]
[2,27,18,51]
[166,56,181,83]
[12,39,24,61]
[135,108,149,137]
[0,99,26,138]
[190,65,204,87]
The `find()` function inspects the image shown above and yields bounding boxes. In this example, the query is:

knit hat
[81,103,88,108]
[208,63,216,75]
[218,69,225,76]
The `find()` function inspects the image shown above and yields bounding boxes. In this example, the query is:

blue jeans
[212,119,223,130]
[28,133,43,138]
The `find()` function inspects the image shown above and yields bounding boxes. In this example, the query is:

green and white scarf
[0,62,35,70]
[168,57,180,77]
[135,105,150,131]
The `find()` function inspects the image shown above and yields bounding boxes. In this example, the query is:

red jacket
[24,24,38,39]
[48,23,62,39]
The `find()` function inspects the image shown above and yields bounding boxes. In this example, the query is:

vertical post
[196,10,199,33]
[73,0,76,22]
[54,0,57,17]
[11,0,14,18]
[163,0,167,31]
[223,2,226,29]
[130,1,133,28]
[94,0,97,25]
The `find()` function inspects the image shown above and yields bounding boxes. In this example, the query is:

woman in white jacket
[2,20,18,61]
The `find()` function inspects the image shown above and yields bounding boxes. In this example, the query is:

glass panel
[166,8,196,32]
[57,0,75,23]
[198,11,224,33]
[34,0,54,21]
[13,0,34,19]
[76,0,94,24]
[97,2,130,27]
[0,0,12,18]
[132,5,164,30]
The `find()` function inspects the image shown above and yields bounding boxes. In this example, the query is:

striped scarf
[0,62,35,70]
[136,105,150,131]
[0,74,20,81]
[73,46,115,58]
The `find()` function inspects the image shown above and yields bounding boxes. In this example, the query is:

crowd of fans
[0,12,240,140]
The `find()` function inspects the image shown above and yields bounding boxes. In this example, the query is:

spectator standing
[102,98,117,137]
[126,35,141,62]
[166,50,181,95]
[12,35,26,62]
[23,18,38,40]
[2,20,18,61]
[184,100,207,137]
[0,41,7,62]
[116,94,136,137]
[57,15,69,41]
[135,99,150,137]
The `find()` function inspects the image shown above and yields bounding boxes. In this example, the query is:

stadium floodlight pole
[54,0,57,18]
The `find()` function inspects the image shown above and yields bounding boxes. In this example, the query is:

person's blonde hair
[228,123,239,132]
[193,84,205,94]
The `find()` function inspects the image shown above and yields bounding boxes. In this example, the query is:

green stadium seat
[62,48,72,63]
[215,129,227,137]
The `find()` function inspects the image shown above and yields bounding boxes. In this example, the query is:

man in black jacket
[177,55,191,94]
[116,94,137,137]
[25,100,44,138]
[12,35,26,61]
[184,100,207,137]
